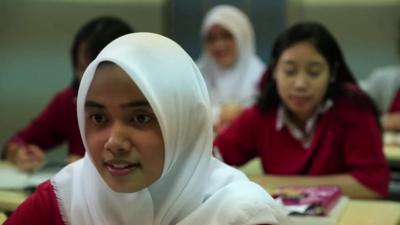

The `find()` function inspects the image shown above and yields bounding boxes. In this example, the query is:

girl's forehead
[87,64,144,99]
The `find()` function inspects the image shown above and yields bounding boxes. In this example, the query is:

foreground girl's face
[205,24,238,68]
[85,63,164,193]
[275,41,330,123]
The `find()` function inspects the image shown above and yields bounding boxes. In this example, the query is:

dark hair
[70,16,133,89]
[257,22,377,117]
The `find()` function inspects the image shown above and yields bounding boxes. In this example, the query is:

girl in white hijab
[197,5,265,130]
[4,33,288,225]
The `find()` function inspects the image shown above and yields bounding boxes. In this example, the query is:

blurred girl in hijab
[197,5,265,132]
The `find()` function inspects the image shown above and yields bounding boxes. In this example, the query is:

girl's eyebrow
[85,100,104,109]
[282,60,296,65]
[84,100,150,109]
[121,100,150,109]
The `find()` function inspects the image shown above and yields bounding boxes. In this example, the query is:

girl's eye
[307,64,323,77]
[131,114,152,125]
[308,71,321,77]
[284,69,296,76]
[90,114,108,125]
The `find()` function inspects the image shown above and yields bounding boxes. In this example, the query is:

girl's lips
[289,96,311,107]
[104,161,141,176]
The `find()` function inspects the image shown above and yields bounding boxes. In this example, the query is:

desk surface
[385,145,400,162]
[0,190,28,212]
[337,199,400,225]
[0,212,6,224]
[249,173,400,225]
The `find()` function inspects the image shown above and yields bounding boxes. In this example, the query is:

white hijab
[197,5,265,111]
[52,33,288,225]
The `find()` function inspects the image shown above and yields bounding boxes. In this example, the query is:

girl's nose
[104,125,132,155]
[293,74,308,89]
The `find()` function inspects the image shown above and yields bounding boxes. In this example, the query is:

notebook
[271,185,348,225]
[0,162,64,190]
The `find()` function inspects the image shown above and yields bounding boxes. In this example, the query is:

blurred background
[1,0,399,160]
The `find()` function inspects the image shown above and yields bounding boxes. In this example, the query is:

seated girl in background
[3,16,133,171]
[214,22,390,199]
[4,33,289,225]
[197,5,265,131]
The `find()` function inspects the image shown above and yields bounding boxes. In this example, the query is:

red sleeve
[3,180,65,225]
[7,90,70,151]
[341,105,390,197]
[214,107,260,166]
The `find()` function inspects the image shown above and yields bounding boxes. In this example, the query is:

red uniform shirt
[215,97,390,197]
[7,87,84,156]
[4,180,65,225]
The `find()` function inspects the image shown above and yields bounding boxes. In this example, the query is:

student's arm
[214,107,260,166]
[250,174,380,199]
[5,142,45,172]
[341,104,390,198]
[3,91,69,170]
[215,103,244,133]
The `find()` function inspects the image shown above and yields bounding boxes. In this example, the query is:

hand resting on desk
[5,143,45,172]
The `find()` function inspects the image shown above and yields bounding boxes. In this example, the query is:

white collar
[276,99,333,148]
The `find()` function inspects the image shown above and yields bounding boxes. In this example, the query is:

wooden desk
[0,212,6,224]
[248,173,400,225]
[0,190,28,212]
[337,199,400,225]
[385,145,400,168]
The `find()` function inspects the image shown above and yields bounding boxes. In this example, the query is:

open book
[0,162,64,190]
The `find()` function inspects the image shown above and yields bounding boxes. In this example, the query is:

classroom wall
[0,0,166,159]
[287,0,400,80]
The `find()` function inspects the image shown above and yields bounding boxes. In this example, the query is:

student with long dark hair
[3,16,133,171]
[215,22,390,198]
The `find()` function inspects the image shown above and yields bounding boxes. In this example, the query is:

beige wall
[287,0,400,80]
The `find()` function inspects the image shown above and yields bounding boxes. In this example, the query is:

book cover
[271,185,342,216]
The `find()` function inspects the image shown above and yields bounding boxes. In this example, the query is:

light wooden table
[0,190,29,212]
[337,199,400,225]
[0,212,6,224]
[385,145,400,167]
[249,174,400,225]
